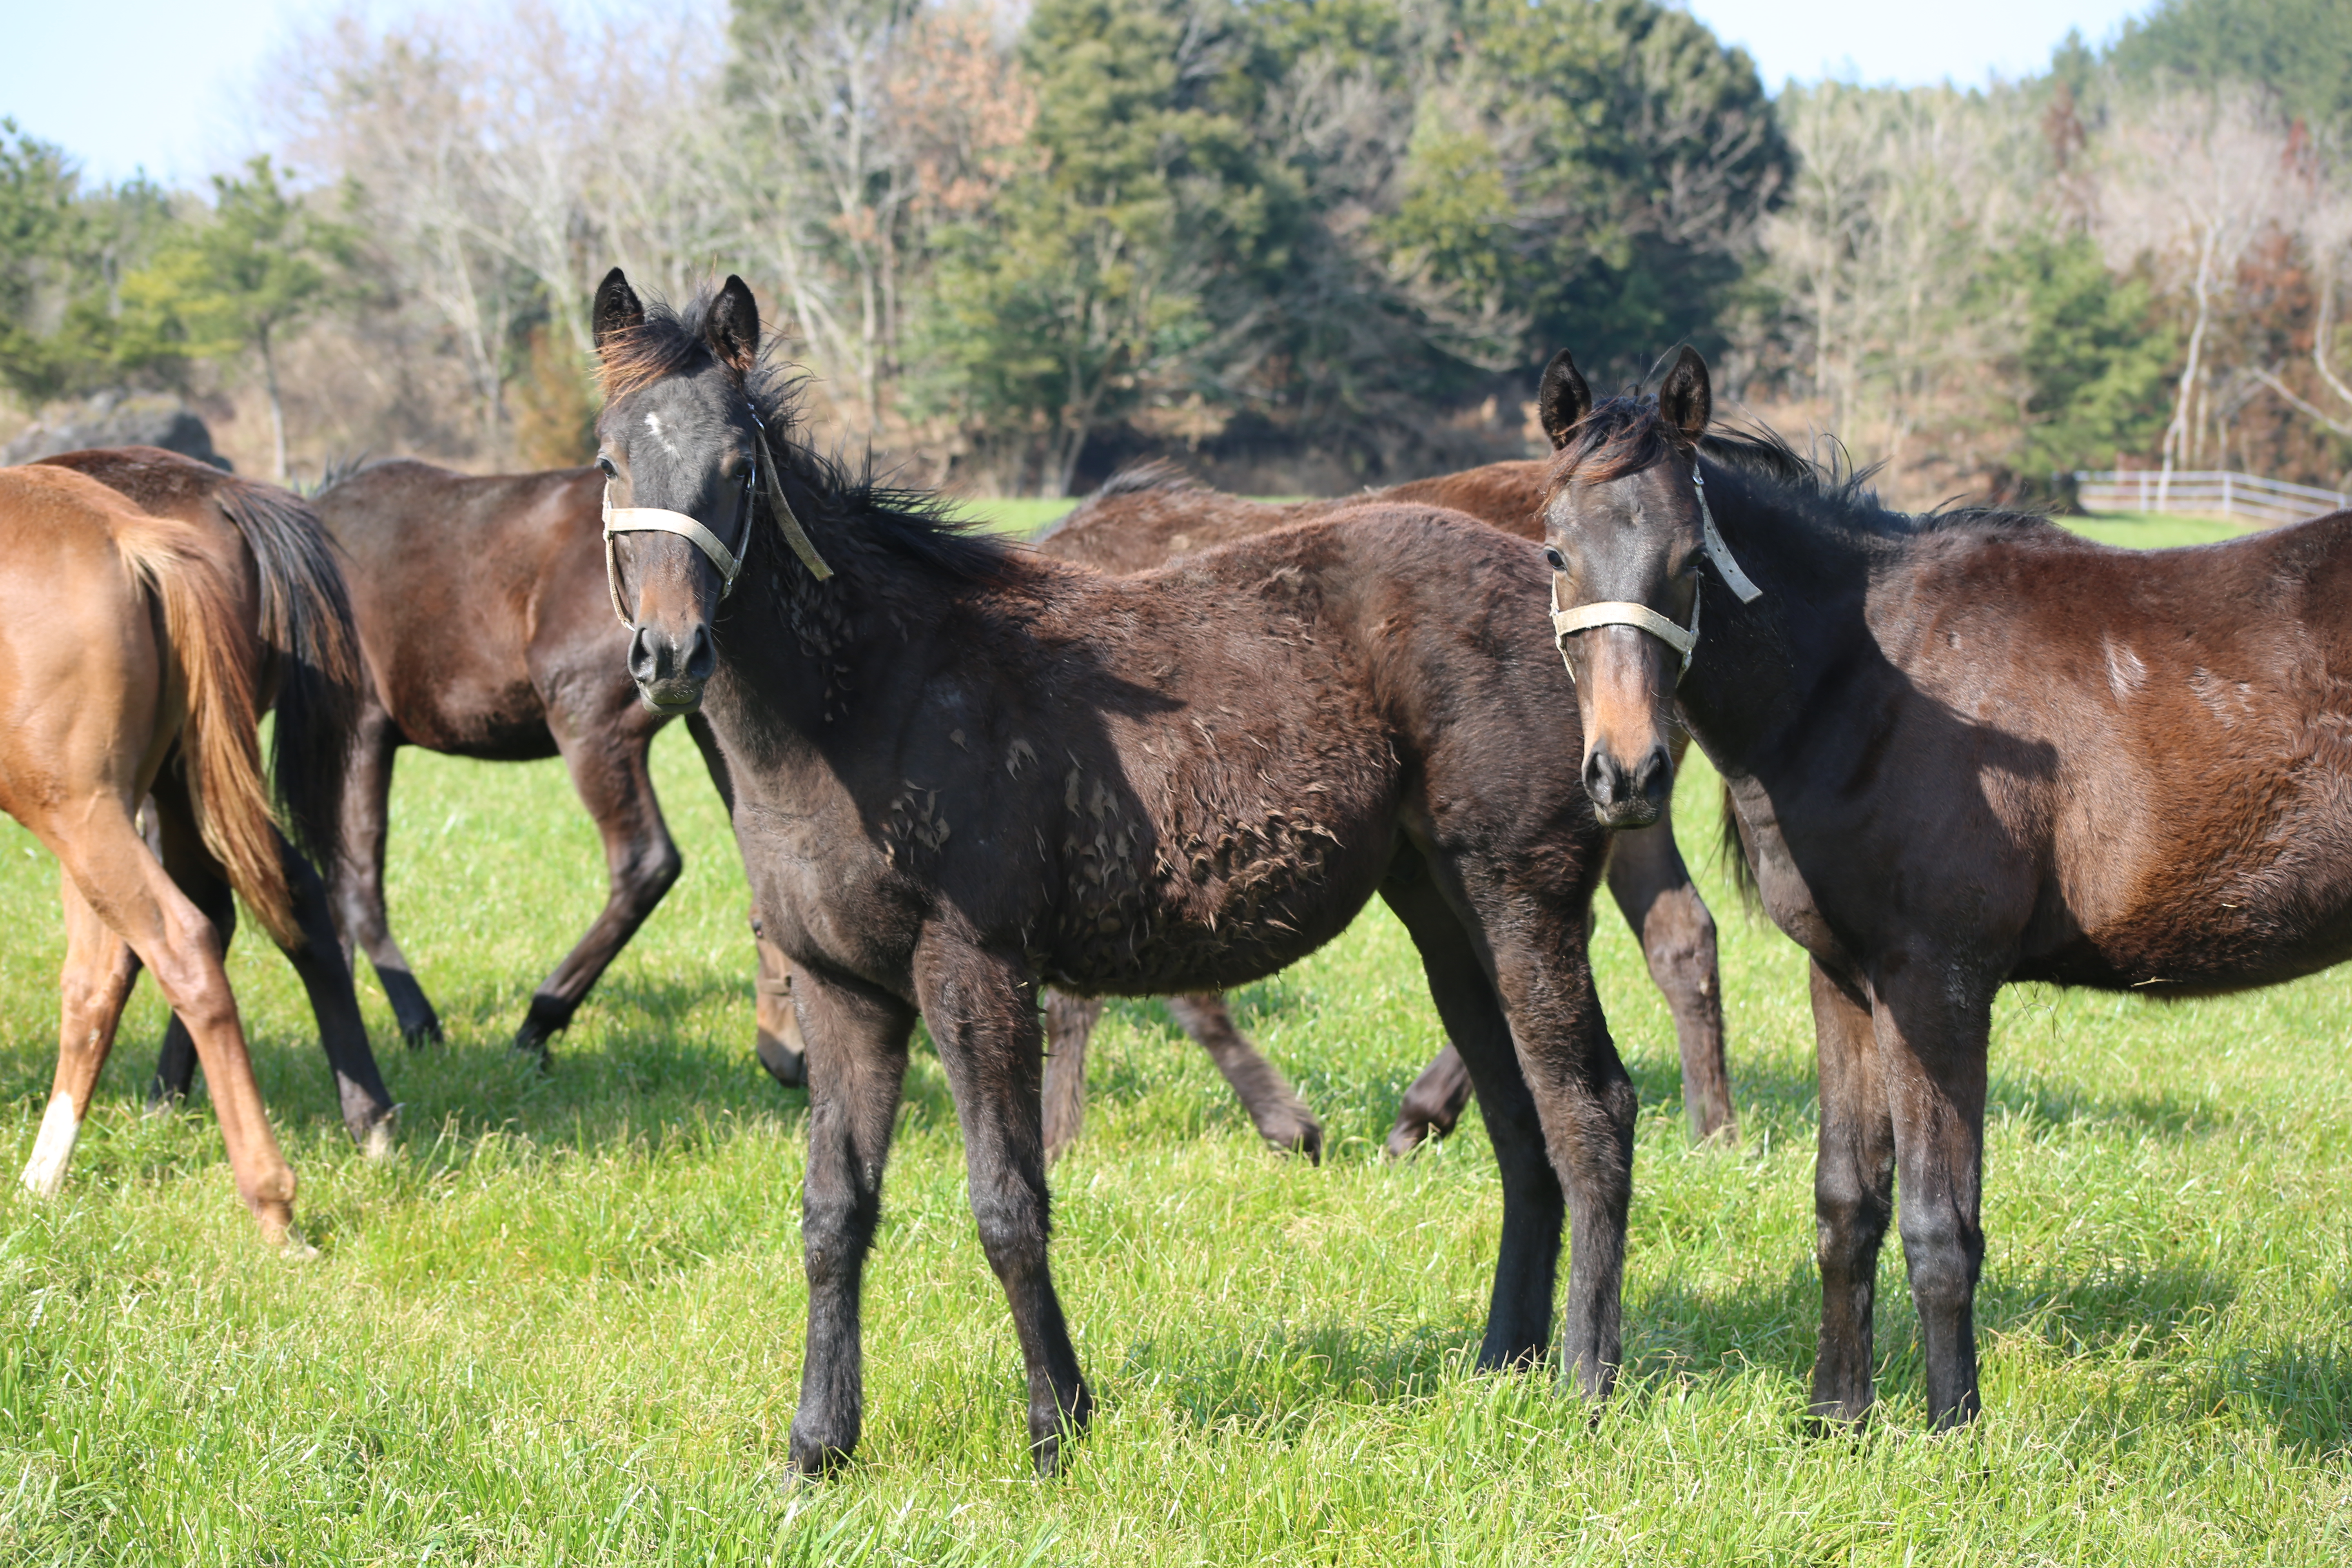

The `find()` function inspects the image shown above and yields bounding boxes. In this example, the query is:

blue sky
[5,0,2158,189]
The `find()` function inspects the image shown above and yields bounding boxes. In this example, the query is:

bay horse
[310,459,800,1067]
[0,464,312,1241]
[42,447,397,1149]
[1536,343,2352,1430]
[1033,462,1734,1156]
[591,271,1635,1474]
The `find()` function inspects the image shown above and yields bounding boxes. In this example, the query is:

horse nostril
[627,625,658,684]
[684,624,716,683]
[1582,751,1618,807]
[1635,745,1674,810]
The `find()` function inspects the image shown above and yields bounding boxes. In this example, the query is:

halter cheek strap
[1550,461,1762,684]
[601,413,836,629]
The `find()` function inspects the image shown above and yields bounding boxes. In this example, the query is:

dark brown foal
[1539,343,2352,1430]
[592,274,1637,1474]
[1032,461,1733,1156]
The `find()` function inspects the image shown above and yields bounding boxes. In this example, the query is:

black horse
[590,270,1639,1475]
[1537,343,2352,1430]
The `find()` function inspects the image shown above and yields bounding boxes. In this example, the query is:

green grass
[2062,510,2252,549]
[949,497,1078,537]
[1,526,2349,1562]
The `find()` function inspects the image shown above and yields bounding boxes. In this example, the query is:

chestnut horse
[1032,461,1733,1157]
[591,272,1636,1474]
[42,447,396,1148]
[310,459,798,1067]
[1536,343,2352,1430]
[1,465,311,1241]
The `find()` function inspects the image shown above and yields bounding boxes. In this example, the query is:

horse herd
[5,267,2348,1477]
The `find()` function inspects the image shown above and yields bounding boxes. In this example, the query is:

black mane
[1557,392,2056,548]
[609,286,1024,591]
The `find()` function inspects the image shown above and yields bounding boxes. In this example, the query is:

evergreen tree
[120,158,350,479]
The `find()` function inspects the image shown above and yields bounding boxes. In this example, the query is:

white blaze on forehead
[644,410,682,459]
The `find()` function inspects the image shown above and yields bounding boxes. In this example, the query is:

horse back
[1874,513,2352,988]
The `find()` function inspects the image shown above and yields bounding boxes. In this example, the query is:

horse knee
[1898,1214,1982,1309]
[801,1192,879,1288]
[622,840,683,904]
[970,1188,1050,1276]
[1643,890,1719,998]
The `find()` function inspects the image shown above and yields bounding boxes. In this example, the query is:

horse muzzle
[1582,743,1673,829]
[628,622,713,714]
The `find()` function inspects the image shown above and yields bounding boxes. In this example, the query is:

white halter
[601,412,834,628]
[1550,461,1762,684]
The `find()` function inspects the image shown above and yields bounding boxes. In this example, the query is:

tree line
[4,0,2351,501]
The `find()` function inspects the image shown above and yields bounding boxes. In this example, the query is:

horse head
[1535,345,1754,829]
[590,268,773,715]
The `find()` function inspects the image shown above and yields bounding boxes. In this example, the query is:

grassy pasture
[0,516,2348,1563]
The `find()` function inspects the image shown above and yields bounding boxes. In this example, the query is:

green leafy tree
[120,157,350,479]
[0,121,177,404]
[1995,229,2179,475]
[911,0,1297,494]
[2107,0,2352,131]
[1381,0,1791,381]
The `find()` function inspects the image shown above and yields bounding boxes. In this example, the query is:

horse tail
[114,518,301,949]
[212,478,363,878]
[1719,780,1760,912]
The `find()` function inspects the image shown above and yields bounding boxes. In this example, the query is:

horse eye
[1543,547,1567,572]
[597,456,617,478]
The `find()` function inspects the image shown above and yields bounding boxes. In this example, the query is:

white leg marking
[21,1092,82,1197]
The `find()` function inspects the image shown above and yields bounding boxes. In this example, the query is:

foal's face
[1533,348,1714,830]
[591,270,765,715]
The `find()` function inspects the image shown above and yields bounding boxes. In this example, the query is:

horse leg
[152,786,396,1151]
[1381,865,1564,1368]
[332,703,441,1045]
[1808,959,1894,1427]
[1607,813,1734,1143]
[1872,964,1990,1429]
[751,921,806,1087]
[1383,1047,1472,1160]
[513,721,680,1058]
[23,876,141,1197]
[787,962,916,1476]
[917,948,1092,1474]
[39,805,298,1241]
[276,831,398,1153]
[1040,989,1101,1159]
[682,711,805,1087]
[1485,924,1635,1399]
[1164,994,1322,1161]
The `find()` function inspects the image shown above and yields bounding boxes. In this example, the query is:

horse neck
[1674,475,1879,775]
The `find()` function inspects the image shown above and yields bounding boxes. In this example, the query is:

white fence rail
[2074,469,2352,528]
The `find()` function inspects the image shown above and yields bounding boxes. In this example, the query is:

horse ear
[1537,349,1592,450]
[593,269,644,355]
[1659,345,1712,442]
[705,275,761,374]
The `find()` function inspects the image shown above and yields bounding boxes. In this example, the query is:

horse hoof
[1383,1121,1431,1161]
[357,1115,399,1161]
[755,1032,807,1088]
[401,1020,443,1049]
[511,1020,556,1066]
[1261,1116,1325,1165]
[276,1229,321,1262]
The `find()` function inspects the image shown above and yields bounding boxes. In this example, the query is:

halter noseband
[601,410,835,629]
[1550,460,1762,684]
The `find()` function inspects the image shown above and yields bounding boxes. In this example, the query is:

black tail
[1719,780,1760,912]
[213,478,363,875]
